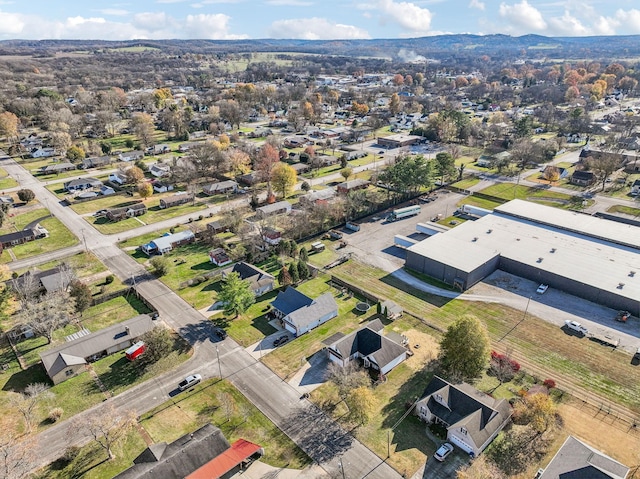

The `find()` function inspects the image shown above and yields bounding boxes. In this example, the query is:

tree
[131,112,155,148]
[66,145,85,162]
[434,152,456,185]
[77,404,136,460]
[124,166,145,185]
[542,165,560,183]
[218,272,255,318]
[340,167,352,181]
[457,456,506,479]
[256,144,280,197]
[228,149,251,176]
[513,392,557,434]
[69,280,92,314]
[325,362,370,399]
[271,163,297,199]
[16,189,35,204]
[378,155,433,195]
[278,267,292,287]
[10,383,54,434]
[138,327,173,367]
[585,153,621,191]
[0,429,36,479]
[389,93,401,115]
[49,131,72,157]
[0,203,8,228]
[439,314,490,382]
[299,247,309,262]
[489,350,520,385]
[17,291,76,344]
[137,182,153,200]
[297,260,309,281]
[150,256,170,277]
[345,386,376,425]
[0,112,19,140]
[217,392,235,422]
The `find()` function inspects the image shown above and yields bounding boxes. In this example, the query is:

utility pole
[81,229,87,252]
[338,457,346,479]
[216,345,223,379]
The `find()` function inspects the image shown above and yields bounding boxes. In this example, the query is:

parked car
[564,320,588,335]
[536,284,549,294]
[434,443,454,462]
[178,374,202,391]
[214,328,228,339]
[273,335,289,347]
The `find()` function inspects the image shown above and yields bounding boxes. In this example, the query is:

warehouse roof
[408,233,499,273]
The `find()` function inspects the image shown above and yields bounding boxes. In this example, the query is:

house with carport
[414,376,512,457]
[141,230,195,255]
[271,287,338,337]
[39,314,156,385]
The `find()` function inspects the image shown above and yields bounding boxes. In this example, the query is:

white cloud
[498,1,547,32]
[156,0,186,3]
[376,0,433,36]
[547,11,589,36]
[615,9,640,33]
[185,13,248,39]
[268,17,370,39]
[0,10,24,35]
[133,12,170,31]
[468,0,485,11]
[97,8,129,16]
[266,0,313,5]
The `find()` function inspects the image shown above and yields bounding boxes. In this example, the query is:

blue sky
[0,0,639,40]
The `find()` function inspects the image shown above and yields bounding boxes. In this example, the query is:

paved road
[0,155,401,478]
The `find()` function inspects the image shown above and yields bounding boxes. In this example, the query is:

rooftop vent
[618,283,625,289]
[630,271,636,277]
[487,229,492,234]
[472,237,478,242]
[537,257,543,263]
[550,248,556,253]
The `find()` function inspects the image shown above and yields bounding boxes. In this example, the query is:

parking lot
[339,191,465,272]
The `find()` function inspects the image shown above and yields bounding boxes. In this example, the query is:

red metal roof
[185,439,262,479]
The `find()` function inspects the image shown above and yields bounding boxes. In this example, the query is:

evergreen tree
[218,272,255,318]
[297,260,309,280]
[288,263,299,283]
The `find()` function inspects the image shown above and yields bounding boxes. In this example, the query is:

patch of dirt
[402,328,439,371]
[557,400,640,466]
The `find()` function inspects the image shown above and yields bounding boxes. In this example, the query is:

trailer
[459,204,492,218]
[345,222,360,232]
[394,235,418,249]
[588,332,619,348]
[328,230,343,240]
[387,205,420,222]
[125,341,146,361]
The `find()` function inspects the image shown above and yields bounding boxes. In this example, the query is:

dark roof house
[115,423,263,479]
[336,179,370,194]
[11,266,72,295]
[63,177,103,192]
[225,262,275,296]
[82,156,112,169]
[271,287,338,337]
[537,435,629,479]
[0,224,48,249]
[326,320,407,375]
[106,203,147,221]
[414,376,512,457]
[570,170,596,186]
[159,193,193,209]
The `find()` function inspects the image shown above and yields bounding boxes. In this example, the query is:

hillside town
[0,39,638,479]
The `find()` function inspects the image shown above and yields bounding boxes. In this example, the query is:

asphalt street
[0,155,401,478]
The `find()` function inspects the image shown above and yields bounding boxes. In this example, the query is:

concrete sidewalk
[240,461,328,478]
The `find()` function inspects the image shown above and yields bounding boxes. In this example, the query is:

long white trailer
[460,204,492,217]
[394,235,418,249]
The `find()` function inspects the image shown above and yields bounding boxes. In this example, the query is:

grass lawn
[217,289,279,346]
[607,204,640,216]
[140,378,310,469]
[15,251,106,277]
[325,259,640,412]
[262,275,364,380]
[0,213,78,263]
[476,183,583,209]
[450,177,480,190]
[70,195,146,215]
[0,168,17,189]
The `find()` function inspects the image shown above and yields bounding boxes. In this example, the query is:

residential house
[39,314,155,384]
[100,185,116,196]
[152,181,174,193]
[299,188,336,206]
[149,163,171,178]
[11,266,72,295]
[542,165,569,179]
[225,262,275,296]
[378,134,421,149]
[203,180,238,196]
[109,172,126,185]
[262,227,282,246]
[476,155,493,168]
[237,171,260,186]
[31,147,56,158]
[326,319,407,375]
[159,193,193,209]
[114,424,263,479]
[82,156,112,169]
[0,224,48,252]
[631,179,640,195]
[40,163,76,174]
[106,203,147,222]
[0,196,14,206]
[147,144,170,155]
[141,231,195,256]
[336,179,370,194]
[570,170,596,186]
[119,150,145,162]
[291,163,310,175]
[255,200,292,219]
[206,220,226,235]
[271,287,338,337]
[536,435,629,479]
[63,177,103,192]
[209,248,232,267]
[414,376,512,457]
[178,142,200,152]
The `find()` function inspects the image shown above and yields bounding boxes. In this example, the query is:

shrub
[105,274,114,284]
[169,227,175,234]
[48,407,64,422]
[198,215,204,221]
[543,379,556,389]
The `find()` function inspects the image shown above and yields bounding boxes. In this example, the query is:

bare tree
[75,404,136,461]
[325,362,370,400]
[17,290,76,343]
[10,383,54,434]
[0,430,36,479]
[217,392,235,423]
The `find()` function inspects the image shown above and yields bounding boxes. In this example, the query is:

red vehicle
[125,341,146,361]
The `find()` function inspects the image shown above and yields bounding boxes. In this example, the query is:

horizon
[1,1,640,41]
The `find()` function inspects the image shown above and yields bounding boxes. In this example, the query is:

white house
[109,172,126,185]
[150,163,171,178]
[31,147,56,158]
[140,231,195,256]
[119,150,144,162]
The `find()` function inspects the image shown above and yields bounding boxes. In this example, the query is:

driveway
[287,350,330,395]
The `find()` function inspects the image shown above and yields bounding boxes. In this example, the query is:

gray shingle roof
[271,287,313,316]
[229,262,275,292]
[114,424,230,479]
[286,292,338,331]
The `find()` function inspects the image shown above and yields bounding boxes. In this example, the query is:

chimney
[125,326,130,335]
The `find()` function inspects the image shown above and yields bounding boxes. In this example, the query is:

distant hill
[0,34,638,60]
